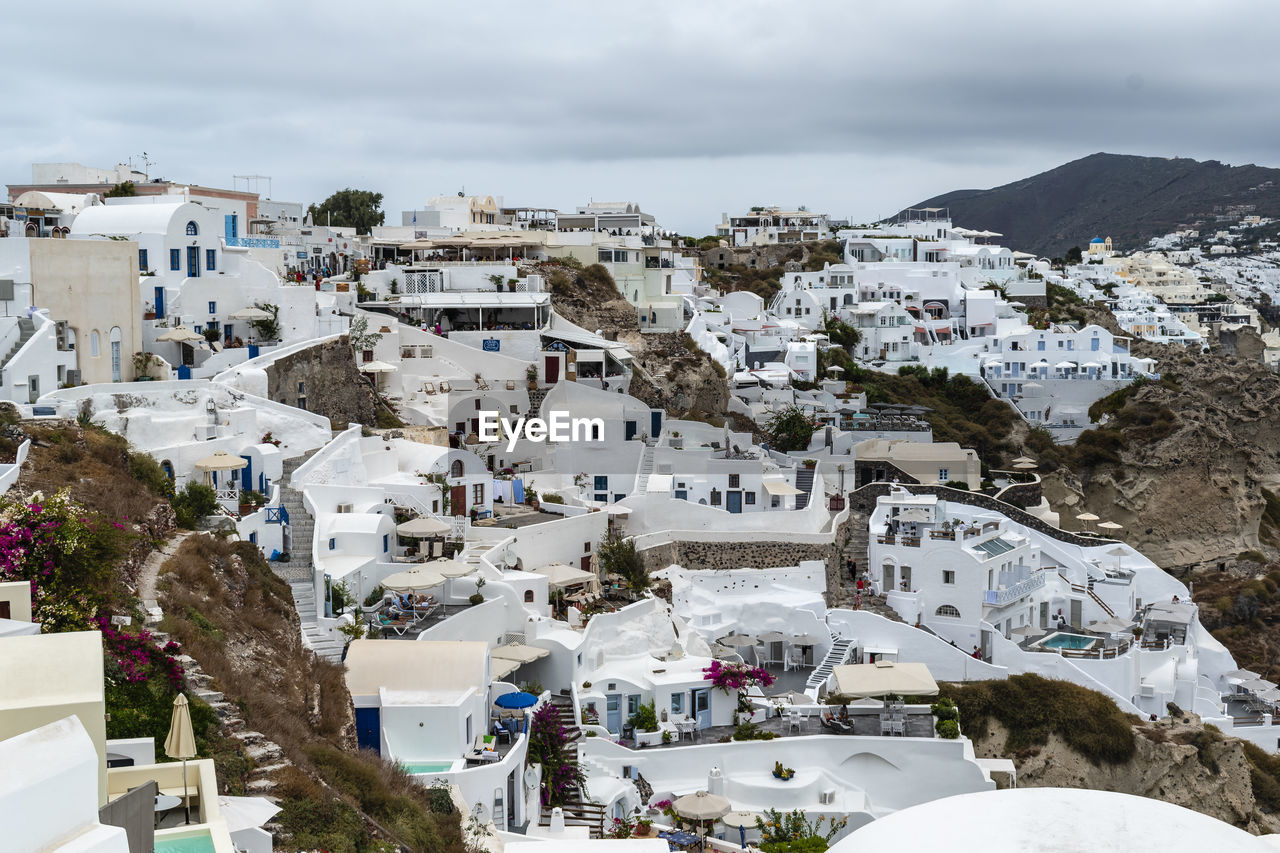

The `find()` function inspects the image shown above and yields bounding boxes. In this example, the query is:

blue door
[176,364,191,380]
[354,707,381,753]
[726,491,742,514]
[625,420,637,441]
[650,411,662,438]
[154,286,165,320]
[186,246,200,277]
[692,688,711,729]
[241,456,253,491]
[606,694,621,735]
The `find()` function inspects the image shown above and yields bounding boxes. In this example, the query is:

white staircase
[634,443,656,494]
[807,636,854,691]
[290,580,343,663]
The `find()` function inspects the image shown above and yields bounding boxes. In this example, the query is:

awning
[491,643,550,664]
[763,480,803,496]
[831,661,939,698]
[491,657,521,680]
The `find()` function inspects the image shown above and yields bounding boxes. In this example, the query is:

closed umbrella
[164,694,197,824]
[721,810,761,848]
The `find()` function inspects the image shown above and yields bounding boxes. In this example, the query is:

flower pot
[238,503,252,516]
[144,312,156,321]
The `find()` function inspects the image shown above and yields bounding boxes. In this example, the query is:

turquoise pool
[154,828,216,853]
[1037,632,1099,651]
[401,760,455,774]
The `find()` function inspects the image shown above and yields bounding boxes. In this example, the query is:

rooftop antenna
[139,152,153,181]
[233,175,273,199]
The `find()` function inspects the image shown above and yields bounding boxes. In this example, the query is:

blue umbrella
[493,691,538,709]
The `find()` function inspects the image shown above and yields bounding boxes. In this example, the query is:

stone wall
[638,510,857,574]
[264,336,377,430]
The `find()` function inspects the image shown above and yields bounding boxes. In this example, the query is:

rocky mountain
[904,152,1280,257]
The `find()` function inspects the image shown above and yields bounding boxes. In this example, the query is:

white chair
[787,711,802,733]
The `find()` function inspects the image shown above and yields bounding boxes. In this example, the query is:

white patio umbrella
[193,451,247,472]
[1088,616,1134,634]
[164,693,197,824]
[790,633,822,646]
[155,326,205,344]
[430,557,474,578]
[359,360,396,373]
[1097,521,1124,533]
[1012,456,1037,465]
[757,630,786,643]
[228,306,272,322]
[721,810,762,848]
[717,634,756,648]
[396,516,450,538]
[1076,512,1100,523]
[672,789,731,832]
[1012,461,1038,470]
[1010,625,1045,638]
[380,566,447,592]
[216,795,282,833]
[1107,546,1129,571]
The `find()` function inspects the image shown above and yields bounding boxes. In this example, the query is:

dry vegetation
[159,535,463,852]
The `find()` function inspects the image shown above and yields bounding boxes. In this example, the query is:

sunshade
[1097,521,1124,531]
[1012,461,1038,470]
[897,508,932,523]
[217,795,281,833]
[429,558,475,578]
[193,450,247,471]
[672,790,731,822]
[717,634,756,648]
[831,661,939,699]
[1054,361,1077,369]
[757,631,786,643]
[763,480,804,496]
[1241,678,1277,693]
[380,567,447,591]
[228,306,272,321]
[493,691,538,709]
[491,657,520,680]
[155,326,205,343]
[1225,669,1261,681]
[769,690,813,705]
[396,516,450,537]
[722,810,762,847]
[535,563,598,591]
[164,693,197,825]
[1012,456,1036,465]
[1010,625,1045,637]
[359,360,396,373]
[1088,616,1134,634]
[1080,361,1103,368]
[825,365,845,373]
[790,634,822,646]
[1075,512,1100,522]
[491,643,549,664]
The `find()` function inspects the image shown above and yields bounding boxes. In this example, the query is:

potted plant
[527,488,540,510]
[489,274,505,292]
[238,490,254,516]
[469,577,487,606]
[772,761,795,781]
[507,278,519,292]
[527,364,538,390]
[670,431,682,450]
[143,303,156,321]
[661,731,672,745]
[802,459,818,469]
[635,818,653,836]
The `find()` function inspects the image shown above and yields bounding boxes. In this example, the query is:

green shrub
[628,700,659,734]
[936,719,960,739]
[129,452,173,497]
[731,721,776,741]
[171,481,219,528]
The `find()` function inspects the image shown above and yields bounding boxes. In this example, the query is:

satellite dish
[504,549,518,568]
[523,766,540,790]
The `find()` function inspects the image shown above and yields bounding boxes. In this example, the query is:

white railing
[215,485,239,511]
[984,571,1046,606]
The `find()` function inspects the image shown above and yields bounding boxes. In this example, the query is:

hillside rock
[1042,340,1280,571]
[969,718,1280,834]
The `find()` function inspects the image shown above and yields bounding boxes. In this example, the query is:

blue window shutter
[170,249,181,270]
[206,249,216,271]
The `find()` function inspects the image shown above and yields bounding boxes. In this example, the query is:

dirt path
[138,529,195,614]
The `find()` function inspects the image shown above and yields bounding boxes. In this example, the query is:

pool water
[1039,632,1098,650]
[154,829,216,853]
[401,760,456,774]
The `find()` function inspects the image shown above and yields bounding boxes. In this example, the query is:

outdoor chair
[506,380,516,390]
[375,613,413,637]
[423,382,436,395]
[440,380,451,393]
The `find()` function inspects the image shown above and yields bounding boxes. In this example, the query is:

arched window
[160,460,174,480]
[935,604,961,618]
[450,459,464,478]
[89,330,100,358]
[843,293,854,305]
[185,221,199,236]
[523,590,535,603]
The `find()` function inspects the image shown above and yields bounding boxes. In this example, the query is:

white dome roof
[834,788,1270,853]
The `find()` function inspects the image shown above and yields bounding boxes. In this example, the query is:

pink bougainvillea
[702,659,776,693]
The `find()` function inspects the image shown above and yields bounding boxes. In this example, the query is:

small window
[328,538,336,551]
[170,249,181,270]
[524,589,534,603]
[138,249,148,270]
[594,475,607,491]
[671,693,684,714]
[382,534,389,553]
[744,491,756,505]
[472,483,484,506]
[710,489,721,506]
[943,570,955,584]
[206,249,216,271]
[451,459,464,478]
[583,543,591,553]
[208,302,217,315]
[935,604,961,618]
[729,474,740,488]
[938,469,949,483]
[185,221,199,236]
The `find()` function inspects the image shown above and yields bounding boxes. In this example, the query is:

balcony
[983,571,1045,606]
[226,235,281,249]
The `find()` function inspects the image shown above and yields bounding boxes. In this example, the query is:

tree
[306,188,385,235]
[763,405,818,452]
[105,181,136,198]
[348,314,382,353]
[598,532,647,590]
[1064,246,1083,265]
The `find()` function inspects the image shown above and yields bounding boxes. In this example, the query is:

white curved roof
[70,200,192,236]
[13,191,100,214]
[836,788,1268,853]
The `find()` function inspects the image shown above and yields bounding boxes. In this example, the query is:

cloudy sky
[7,1,1280,233]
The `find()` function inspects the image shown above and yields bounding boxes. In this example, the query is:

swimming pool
[401,760,457,774]
[154,828,216,853]
[1036,632,1099,651]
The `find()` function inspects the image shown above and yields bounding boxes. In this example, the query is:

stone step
[245,742,284,762]
[249,761,291,777]
[195,690,224,704]
[245,779,278,793]
[233,730,266,746]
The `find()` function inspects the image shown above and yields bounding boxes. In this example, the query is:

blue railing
[265,505,290,525]
[226,235,281,249]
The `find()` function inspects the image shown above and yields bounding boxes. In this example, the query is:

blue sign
[482,339,500,352]
[297,251,307,259]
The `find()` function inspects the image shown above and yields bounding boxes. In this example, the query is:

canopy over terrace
[535,563,602,594]
[400,231,547,262]
[830,661,939,699]
[395,291,552,332]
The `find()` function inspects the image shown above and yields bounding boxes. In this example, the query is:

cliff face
[1043,335,1280,571]
[969,718,1280,835]
[547,263,730,419]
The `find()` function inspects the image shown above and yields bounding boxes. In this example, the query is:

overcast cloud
[6,0,1280,234]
